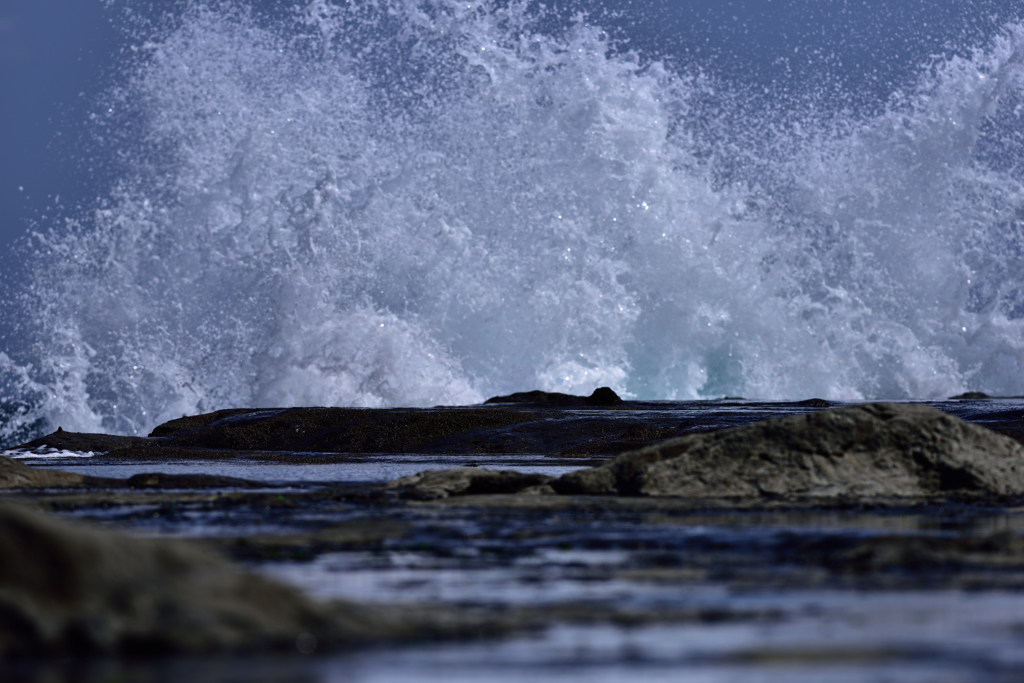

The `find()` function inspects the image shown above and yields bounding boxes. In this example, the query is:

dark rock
[140,407,688,457]
[795,398,830,407]
[153,407,542,453]
[18,408,691,460]
[386,467,555,500]
[949,392,992,400]
[148,409,262,437]
[484,387,623,407]
[14,399,876,461]
[588,387,624,406]
[12,430,155,455]
[552,403,1024,499]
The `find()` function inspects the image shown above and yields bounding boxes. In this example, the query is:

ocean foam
[3,448,96,460]
[2,1,1023,441]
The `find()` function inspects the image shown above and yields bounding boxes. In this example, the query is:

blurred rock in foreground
[0,456,86,489]
[0,502,520,656]
[0,501,344,656]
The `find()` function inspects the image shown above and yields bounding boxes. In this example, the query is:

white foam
[3,1,1024,441]
[3,448,96,460]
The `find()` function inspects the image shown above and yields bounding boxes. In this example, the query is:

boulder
[386,467,554,500]
[553,403,1024,499]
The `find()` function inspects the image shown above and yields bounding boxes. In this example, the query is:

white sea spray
[1,0,1023,441]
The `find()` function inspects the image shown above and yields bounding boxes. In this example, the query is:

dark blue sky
[0,0,1016,275]
[1,0,119,276]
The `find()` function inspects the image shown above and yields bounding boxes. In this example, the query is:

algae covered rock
[386,467,554,500]
[553,403,1024,499]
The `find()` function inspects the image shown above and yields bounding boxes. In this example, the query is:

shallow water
[320,592,1024,682]
[21,455,586,484]
[10,496,1024,682]
[218,503,1024,681]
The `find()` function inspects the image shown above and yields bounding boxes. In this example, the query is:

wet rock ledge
[8,388,827,460]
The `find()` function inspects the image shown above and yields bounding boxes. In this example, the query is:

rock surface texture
[386,467,554,500]
[552,403,1024,499]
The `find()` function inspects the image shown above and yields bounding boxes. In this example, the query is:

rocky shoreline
[7,398,1024,502]
[3,394,1024,675]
